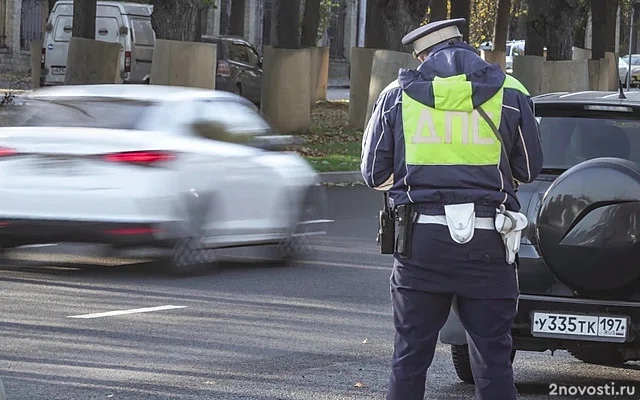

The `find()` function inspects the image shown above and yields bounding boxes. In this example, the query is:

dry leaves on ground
[287,100,362,157]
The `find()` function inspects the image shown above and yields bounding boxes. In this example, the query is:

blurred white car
[0,85,330,274]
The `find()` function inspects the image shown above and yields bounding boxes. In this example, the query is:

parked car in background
[618,54,640,87]
[200,35,263,105]
[505,39,525,73]
[42,1,155,86]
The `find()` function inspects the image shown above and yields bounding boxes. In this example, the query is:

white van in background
[41,1,155,86]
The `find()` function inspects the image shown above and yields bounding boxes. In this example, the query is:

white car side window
[140,102,198,132]
[197,100,271,136]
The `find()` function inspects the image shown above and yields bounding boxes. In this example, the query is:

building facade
[0,0,48,73]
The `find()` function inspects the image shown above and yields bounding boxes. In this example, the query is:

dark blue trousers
[386,223,519,400]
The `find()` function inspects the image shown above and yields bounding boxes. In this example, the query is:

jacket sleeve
[361,92,396,190]
[509,93,543,184]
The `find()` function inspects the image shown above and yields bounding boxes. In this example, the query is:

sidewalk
[328,77,350,89]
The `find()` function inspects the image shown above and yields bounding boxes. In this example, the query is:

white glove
[495,208,529,264]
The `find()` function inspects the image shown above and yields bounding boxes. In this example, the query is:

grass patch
[288,100,363,172]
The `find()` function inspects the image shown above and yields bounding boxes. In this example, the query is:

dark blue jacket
[360,41,543,217]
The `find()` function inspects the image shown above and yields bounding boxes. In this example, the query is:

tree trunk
[301,0,321,47]
[603,0,618,54]
[429,0,448,21]
[573,1,590,48]
[229,0,246,37]
[377,0,430,52]
[591,0,616,59]
[634,2,640,54]
[194,6,208,41]
[493,0,511,52]
[509,0,527,40]
[524,0,545,56]
[365,0,387,48]
[150,0,202,41]
[450,0,470,43]
[544,0,582,61]
[276,0,301,48]
[72,0,96,39]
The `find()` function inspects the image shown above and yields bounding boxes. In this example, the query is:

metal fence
[327,0,346,59]
[259,0,275,52]
[20,0,46,50]
[219,0,231,36]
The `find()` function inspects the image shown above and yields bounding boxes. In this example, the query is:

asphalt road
[1,185,640,399]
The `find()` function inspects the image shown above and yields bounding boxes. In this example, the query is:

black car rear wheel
[568,346,626,366]
[451,344,516,384]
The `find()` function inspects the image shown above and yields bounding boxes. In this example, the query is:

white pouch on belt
[444,203,476,244]
[495,207,529,264]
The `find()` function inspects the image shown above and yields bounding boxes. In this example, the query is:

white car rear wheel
[165,190,218,275]
[273,186,327,264]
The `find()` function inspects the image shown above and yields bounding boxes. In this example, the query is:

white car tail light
[102,150,176,165]
[0,146,17,158]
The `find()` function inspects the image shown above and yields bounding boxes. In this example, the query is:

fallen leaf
[354,381,368,388]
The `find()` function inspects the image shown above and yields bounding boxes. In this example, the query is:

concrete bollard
[348,47,378,129]
[64,37,121,85]
[310,46,329,103]
[260,46,311,134]
[604,52,618,90]
[512,55,545,96]
[572,46,592,60]
[30,40,42,89]
[364,49,419,130]
[541,60,589,93]
[309,47,330,105]
[150,39,217,89]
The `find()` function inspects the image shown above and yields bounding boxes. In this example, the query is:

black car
[439,89,640,383]
[199,35,263,105]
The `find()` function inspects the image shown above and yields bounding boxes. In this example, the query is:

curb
[318,171,364,185]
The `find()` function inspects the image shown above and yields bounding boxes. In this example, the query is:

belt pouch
[444,203,476,244]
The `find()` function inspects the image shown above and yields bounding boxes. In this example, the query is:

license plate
[531,311,628,343]
[51,66,65,75]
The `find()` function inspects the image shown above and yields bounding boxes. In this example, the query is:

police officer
[360,18,543,400]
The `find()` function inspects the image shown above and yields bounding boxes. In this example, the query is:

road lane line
[224,255,390,271]
[67,305,187,319]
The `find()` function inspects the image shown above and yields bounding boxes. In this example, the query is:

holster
[394,204,416,259]
[377,207,395,254]
[377,192,395,254]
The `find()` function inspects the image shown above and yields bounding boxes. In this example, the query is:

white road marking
[67,305,187,319]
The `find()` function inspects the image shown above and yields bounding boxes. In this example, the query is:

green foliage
[318,0,339,43]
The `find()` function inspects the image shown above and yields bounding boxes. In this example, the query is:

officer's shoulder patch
[503,75,530,96]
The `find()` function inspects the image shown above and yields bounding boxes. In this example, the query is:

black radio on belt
[377,192,395,254]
